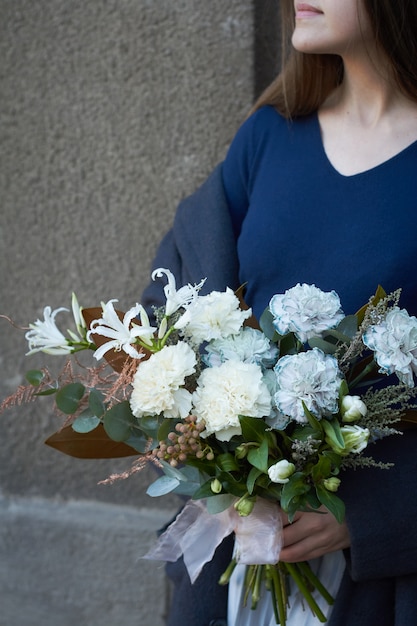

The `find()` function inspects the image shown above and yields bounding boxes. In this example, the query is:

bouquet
[3,269,417,625]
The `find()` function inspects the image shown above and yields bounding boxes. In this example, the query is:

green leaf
[279,332,300,356]
[301,402,324,434]
[216,453,239,472]
[56,383,85,414]
[247,439,269,473]
[239,415,269,444]
[35,388,58,396]
[280,472,310,514]
[322,418,345,449]
[26,369,45,386]
[247,466,263,494]
[316,484,345,523]
[103,401,135,442]
[192,478,219,500]
[311,454,332,483]
[89,389,106,418]
[72,411,101,433]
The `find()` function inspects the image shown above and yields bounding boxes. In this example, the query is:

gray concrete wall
[0,1,255,624]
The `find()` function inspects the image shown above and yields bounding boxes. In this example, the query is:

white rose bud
[341,395,367,423]
[323,477,341,492]
[268,459,296,484]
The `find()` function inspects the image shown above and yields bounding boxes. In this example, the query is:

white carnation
[269,283,344,343]
[363,307,417,387]
[203,327,278,369]
[175,288,252,345]
[192,360,271,441]
[274,348,342,423]
[130,342,196,419]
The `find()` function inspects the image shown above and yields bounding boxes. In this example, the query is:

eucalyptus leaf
[139,415,160,438]
[206,494,235,514]
[146,475,180,497]
[125,432,153,453]
[56,383,85,414]
[89,389,106,418]
[72,411,101,433]
[334,314,358,338]
[103,400,134,442]
[308,337,338,354]
[25,369,45,386]
[259,307,280,342]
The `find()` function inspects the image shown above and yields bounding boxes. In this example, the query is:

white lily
[152,267,205,317]
[88,300,156,361]
[25,306,73,356]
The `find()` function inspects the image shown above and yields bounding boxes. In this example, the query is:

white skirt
[227,550,345,626]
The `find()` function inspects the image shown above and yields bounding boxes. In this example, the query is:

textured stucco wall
[0,1,254,624]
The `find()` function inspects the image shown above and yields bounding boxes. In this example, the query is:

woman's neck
[317,54,417,176]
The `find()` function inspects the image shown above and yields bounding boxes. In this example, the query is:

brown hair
[253,0,417,118]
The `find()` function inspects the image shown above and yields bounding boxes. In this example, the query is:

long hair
[253,0,417,118]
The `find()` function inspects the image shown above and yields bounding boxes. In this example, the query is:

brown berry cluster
[152,415,214,467]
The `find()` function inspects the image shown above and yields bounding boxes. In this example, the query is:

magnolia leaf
[45,423,138,458]
[26,369,45,386]
[103,400,135,442]
[247,439,269,473]
[72,411,101,433]
[146,475,180,497]
[56,382,85,414]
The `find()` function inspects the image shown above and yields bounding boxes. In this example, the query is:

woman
[143,1,417,624]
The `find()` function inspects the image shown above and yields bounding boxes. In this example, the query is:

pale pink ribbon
[143,498,282,583]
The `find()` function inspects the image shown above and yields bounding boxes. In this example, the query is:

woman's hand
[279,506,351,563]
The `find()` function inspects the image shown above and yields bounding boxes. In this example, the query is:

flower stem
[297,561,334,605]
[284,562,327,623]
[268,564,287,626]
